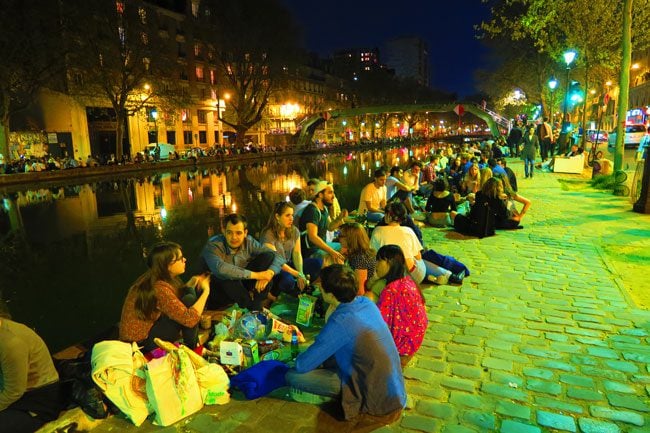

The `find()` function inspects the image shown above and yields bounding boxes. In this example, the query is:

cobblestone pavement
[53,162,650,433]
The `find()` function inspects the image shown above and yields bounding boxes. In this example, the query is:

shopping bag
[145,345,203,426]
[91,341,151,426]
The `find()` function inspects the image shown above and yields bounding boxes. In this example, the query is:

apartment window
[197,110,207,124]
[183,131,193,144]
[195,66,204,81]
[194,43,201,58]
[166,131,176,144]
[191,1,199,17]
[210,69,215,85]
[199,131,207,143]
[181,109,190,123]
[177,42,186,58]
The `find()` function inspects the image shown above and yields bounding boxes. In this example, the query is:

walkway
[45,161,650,433]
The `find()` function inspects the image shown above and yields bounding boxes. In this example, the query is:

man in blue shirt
[286,264,406,421]
[202,213,285,310]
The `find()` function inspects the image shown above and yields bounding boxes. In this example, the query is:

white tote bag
[145,347,203,426]
[91,341,151,426]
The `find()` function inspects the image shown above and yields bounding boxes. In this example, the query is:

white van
[145,143,177,160]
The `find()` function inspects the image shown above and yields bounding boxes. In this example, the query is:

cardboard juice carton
[296,294,316,327]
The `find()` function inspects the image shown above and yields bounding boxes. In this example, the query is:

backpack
[470,200,495,238]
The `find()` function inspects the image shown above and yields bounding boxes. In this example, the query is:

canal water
[0,144,436,351]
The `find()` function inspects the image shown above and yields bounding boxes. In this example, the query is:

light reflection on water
[0,144,435,351]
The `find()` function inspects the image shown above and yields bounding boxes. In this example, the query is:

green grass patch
[589,174,617,190]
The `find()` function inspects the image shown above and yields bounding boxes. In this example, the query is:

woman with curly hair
[339,222,376,295]
[119,241,210,352]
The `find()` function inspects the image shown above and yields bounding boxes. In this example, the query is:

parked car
[586,129,608,143]
[607,124,648,149]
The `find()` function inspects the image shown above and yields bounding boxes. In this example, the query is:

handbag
[91,341,151,426]
[145,340,203,426]
[154,338,230,406]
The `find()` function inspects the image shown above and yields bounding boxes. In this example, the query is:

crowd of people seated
[3,137,540,430]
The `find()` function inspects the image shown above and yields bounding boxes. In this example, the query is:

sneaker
[448,270,466,285]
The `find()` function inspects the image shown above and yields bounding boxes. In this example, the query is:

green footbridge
[295,103,511,148]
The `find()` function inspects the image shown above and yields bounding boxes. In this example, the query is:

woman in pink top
[374,244,428,367]
[119,241,210,352]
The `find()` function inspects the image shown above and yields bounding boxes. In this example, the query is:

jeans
[524,157,535,177]
[285,367,341,398]
[207,251,276,311]
[270,257,322,297]
[143,288,198,352]
[366,211,384,224]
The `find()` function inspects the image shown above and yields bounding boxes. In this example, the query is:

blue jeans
[270,257,323,297]
[366,211,384,223]
[285,367,341,398]
[524,157,535,177]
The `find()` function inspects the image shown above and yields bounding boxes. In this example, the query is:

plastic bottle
[291,329,299,359]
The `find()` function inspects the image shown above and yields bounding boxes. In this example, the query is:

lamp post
[558,50,577,153]
[150,108,159,144]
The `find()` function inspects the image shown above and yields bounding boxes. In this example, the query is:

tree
[197,0,301,146]
[479,0,650,155]
[62,0,185,160]
[0,1,64,161]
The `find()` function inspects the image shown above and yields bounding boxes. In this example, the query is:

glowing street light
[559,49,577,152]
[548,76,558,126]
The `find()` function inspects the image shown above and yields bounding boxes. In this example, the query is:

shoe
[448,270,465,285]
[427,274,448,285]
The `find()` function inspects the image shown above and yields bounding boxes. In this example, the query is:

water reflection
[0,144,433,351]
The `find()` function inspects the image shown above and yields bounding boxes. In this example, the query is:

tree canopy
[196,0,302,145]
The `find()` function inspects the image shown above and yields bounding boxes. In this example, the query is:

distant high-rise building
[332,48,381,80]
[383,37,429,87]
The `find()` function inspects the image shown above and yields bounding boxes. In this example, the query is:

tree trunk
[0,93,11,162]
[115,110,126,161]
[614,0,633,173]
[0,116,10,163]
[235,125,249,147]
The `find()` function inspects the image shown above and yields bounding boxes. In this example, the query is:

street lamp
[559,49,577,153]
[548,75,558,113]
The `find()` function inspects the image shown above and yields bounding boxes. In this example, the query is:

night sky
[281,0,491,97]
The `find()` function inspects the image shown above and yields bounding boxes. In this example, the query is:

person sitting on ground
[289,187,310,226]
[285,264,406,422]
[419,157,438,196]
[497,158,518,192]
[119,241,210,352]
[451,177,519,235]
[370,202,463,285]
[385,166,416,214]
[425,177,457,227]
[479,166,493,191]
[495,175,531,229]
[357,169,387,223]
[0,298,63,433]
[298,180,347,264]
[459,163,480,197]
[202,213,285,311]
[546,143,584,171]
[488,157,507,177]
[373,245,428,368]
[261,201,321,301]
[339,222,376,296]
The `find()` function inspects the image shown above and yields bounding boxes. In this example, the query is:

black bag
[54,355,110,419]
[471,201,495,238]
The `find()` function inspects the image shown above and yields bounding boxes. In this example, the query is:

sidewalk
[49,161,650,433]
